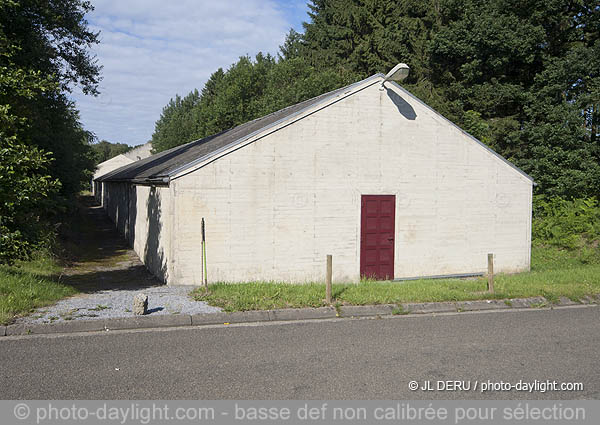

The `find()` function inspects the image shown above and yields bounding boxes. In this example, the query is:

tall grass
[533,196,600,251]
[0,252,77,325]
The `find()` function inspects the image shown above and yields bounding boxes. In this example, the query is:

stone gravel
[16,286,221,324]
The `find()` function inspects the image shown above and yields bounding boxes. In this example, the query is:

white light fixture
[381,63,409,88]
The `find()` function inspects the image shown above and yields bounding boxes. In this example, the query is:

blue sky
[71,0,311,146]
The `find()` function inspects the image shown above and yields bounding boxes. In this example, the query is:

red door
[360,195,395,280]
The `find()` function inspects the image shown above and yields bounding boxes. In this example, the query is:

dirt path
[60,196,160,291]
[17,196,220,324]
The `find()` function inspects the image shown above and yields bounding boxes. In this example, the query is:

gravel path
[16,199,221,325]
[17,286,221,324]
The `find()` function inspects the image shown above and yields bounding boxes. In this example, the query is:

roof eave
[97,176,169,186]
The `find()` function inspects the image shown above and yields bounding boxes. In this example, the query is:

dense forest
[152,0,599,201]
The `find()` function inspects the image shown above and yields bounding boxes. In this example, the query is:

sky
[70,0,311,146]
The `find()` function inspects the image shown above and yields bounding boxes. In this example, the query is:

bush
[0,134,60,263]
[532,196,600,250]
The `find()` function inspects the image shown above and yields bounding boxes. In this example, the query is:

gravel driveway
[17,286,221,324]
[17,199,221,325]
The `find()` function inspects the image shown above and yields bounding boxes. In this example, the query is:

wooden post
[326,255,332,304]
[487,253,494,293]
[200,223,204,288]
[202,218,208,290]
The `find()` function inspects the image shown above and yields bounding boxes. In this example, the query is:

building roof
[98,73,534,185]
[97,76,380,184]
[93,142,153,181]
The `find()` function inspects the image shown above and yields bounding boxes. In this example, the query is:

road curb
[104,314,192,331]
[580,295,597,304]
[191,310,271,326]
[456,299,510,311]
[340,304,396,317]
[558,297,577,306]
[268,307,337,321]
[509,296,547,308]
[402,301,457,314]
[3,296,598,337]
[6,320,106,336]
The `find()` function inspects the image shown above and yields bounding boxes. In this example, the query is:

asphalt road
[1,306,598,399]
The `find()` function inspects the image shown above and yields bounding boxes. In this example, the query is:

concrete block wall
[166,80,532,285]
[102,181,171,283]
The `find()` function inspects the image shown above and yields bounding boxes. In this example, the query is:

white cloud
[71,0,309,146]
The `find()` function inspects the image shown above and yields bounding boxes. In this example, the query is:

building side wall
[102,181,171,283]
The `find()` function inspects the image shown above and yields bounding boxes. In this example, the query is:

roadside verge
[2,295,598,337]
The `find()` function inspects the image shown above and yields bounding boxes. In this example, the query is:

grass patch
[193,246,600,312]
[194,282,330,312]
[0,252,78,325]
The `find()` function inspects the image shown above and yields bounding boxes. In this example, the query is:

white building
[92,142,152,198]
[95,72,533,285]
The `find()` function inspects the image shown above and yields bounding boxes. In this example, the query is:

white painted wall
[162,79,532,285]
[124,142,153,161]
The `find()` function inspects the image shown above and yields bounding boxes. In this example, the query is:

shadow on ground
[57,196,163,293]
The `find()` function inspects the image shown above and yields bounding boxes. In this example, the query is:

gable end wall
[166,82,532,284]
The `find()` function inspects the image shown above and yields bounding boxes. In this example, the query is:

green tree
[1,0,100,198]
[0,134,60,263]
[299,1,458,120]
[428,0,600,196]
[279,28,305,60]
[0,0,101,262]
[302,1,441,77]
[92,140,132,164]
[1,0,101,95]
[151,53,355,153]
[0,15,59,262]
[151,89,202,153]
